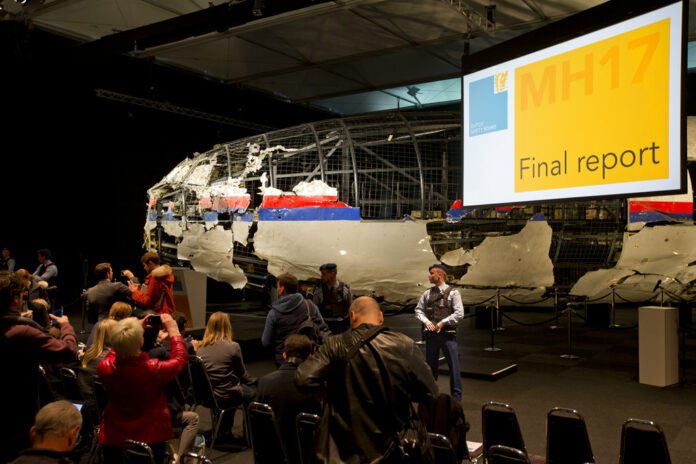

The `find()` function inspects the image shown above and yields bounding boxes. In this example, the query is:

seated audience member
[86,301,132,348]
[0,247,16,272]
[257,334,321,464]
[0,273,78,463]
[197,312,256,408]
[98,313,187,464]
[10,401,82,464]
[78,318,116,418]
[85,262,132,324]
[161,312,197,357]
[126,252,175,314]
[262,273,328,366]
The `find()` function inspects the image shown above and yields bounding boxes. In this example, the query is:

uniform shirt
[414,283,464,326]
[33,260,58,283]
[312,280,352,308]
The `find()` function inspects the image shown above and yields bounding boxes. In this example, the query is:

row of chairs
[479,401,672,464]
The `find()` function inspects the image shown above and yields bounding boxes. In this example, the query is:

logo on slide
[469,73,508,137]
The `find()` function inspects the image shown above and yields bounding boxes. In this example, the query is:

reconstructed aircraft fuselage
[144,112,696,306]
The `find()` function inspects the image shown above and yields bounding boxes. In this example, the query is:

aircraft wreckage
[144,112,696,306]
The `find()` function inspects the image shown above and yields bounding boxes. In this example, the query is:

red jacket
[97,335,187,446]
[131,265,175,315]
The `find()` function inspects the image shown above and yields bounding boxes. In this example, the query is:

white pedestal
[639,306,679,387]
[171,267,207,331]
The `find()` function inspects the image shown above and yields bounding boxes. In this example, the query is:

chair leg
[211,409,230,451]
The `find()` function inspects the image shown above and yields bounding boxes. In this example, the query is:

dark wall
[0,22,328,303]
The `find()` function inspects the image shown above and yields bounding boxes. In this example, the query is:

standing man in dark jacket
[86,263,132,323]
[0,273,78,463]
[257,334,321,464]
[127,252,175,315]
[295,297,438,464]
[262,273,326,366]
[313,263,352,334]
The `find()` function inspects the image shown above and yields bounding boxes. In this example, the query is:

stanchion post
[484,300,501,352]
[660,287,665,307]
[550,286,561,330]
[494,288,505,332]
[609,287,621,328]
[560,303,579,360]
[80,290,88,334]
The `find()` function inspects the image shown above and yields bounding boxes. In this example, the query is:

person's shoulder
[152,265,173,279]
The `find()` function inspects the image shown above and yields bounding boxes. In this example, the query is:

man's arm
[113,282,133,301]
[414,291,432,326]
[295,341,332,391]
[310,301,326,323]
[261,311,276,348]
[439,290,464,326]
[131,279,160,309]
[34,264,58,282]
[19,319,78,362]
[312,287,323,306]
[406,341,438,403]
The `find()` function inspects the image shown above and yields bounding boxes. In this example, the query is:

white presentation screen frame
[461,0,687,208]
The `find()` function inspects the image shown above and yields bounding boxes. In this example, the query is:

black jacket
[257,360,322,464]
[9,448,74,464]
[85,280,131,324]
[295,324,438,463]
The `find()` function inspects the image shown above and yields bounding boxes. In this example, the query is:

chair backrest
[417,393,469,461]
[296,412,320,464]
[547,407,594,464]
[488,444,532,464]
[122,439,156,464]
[60,367,84,403]
[180,451,213,464]
[188,356,219,410]
[482,402,527,455]
[93,380,108,420]
[248,402,286,464]
[620,418,671,464]
[37,364,56,407]
[428,433,458,464]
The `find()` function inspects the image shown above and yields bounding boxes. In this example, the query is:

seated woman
[197,312,256,407]
[86,301,132,348]
[78,318,116,424]
[97,313,187,464]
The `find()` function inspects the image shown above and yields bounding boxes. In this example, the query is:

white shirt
[414,283,464,326]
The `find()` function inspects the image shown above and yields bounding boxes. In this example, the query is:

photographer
[97,313,187,464]
[85,263,132,324]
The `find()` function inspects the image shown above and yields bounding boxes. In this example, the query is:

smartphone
[148,315,162,328]
[51,308,63,326]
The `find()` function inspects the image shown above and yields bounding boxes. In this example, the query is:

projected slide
[462,1,683,207]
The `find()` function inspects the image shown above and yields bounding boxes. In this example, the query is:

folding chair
[546,407,594,464]
[121,439,156,464]
[488,444,532,464]
[296,412,320,464]
[38,364,56,407]
[619,418,671,464]
[428,433,458,464]
[482,402,526,455]
[189,356,247,449]
[60,367,84,403]
[247,402,286,464]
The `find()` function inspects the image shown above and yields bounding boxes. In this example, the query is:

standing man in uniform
[414,264,463,401]
[312,263,352,334]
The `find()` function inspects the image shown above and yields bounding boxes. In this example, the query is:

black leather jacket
[295,324,438,463]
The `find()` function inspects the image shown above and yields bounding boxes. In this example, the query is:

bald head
[350,296,384,328]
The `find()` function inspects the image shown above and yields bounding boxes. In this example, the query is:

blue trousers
[425,332,462,401]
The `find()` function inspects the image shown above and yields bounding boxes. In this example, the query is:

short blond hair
[33,401,82,440]
[110,317,143,358]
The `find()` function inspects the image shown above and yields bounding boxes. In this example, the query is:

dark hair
[140,251,160,266]
[0,273,28,312]
[277,273,299,294]
[94,263,112,280]
[284,334,312,360]
[37,249,52,260]
[171,311,187,333]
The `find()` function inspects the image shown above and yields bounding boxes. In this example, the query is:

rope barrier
[497,308,561,326]
[613,292,656,305]
[460,295,497,306]
[499,294,553,305]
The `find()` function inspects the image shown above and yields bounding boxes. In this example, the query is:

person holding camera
[126,252,175,315]
[85,263,132,324]
[97,313,187,464]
